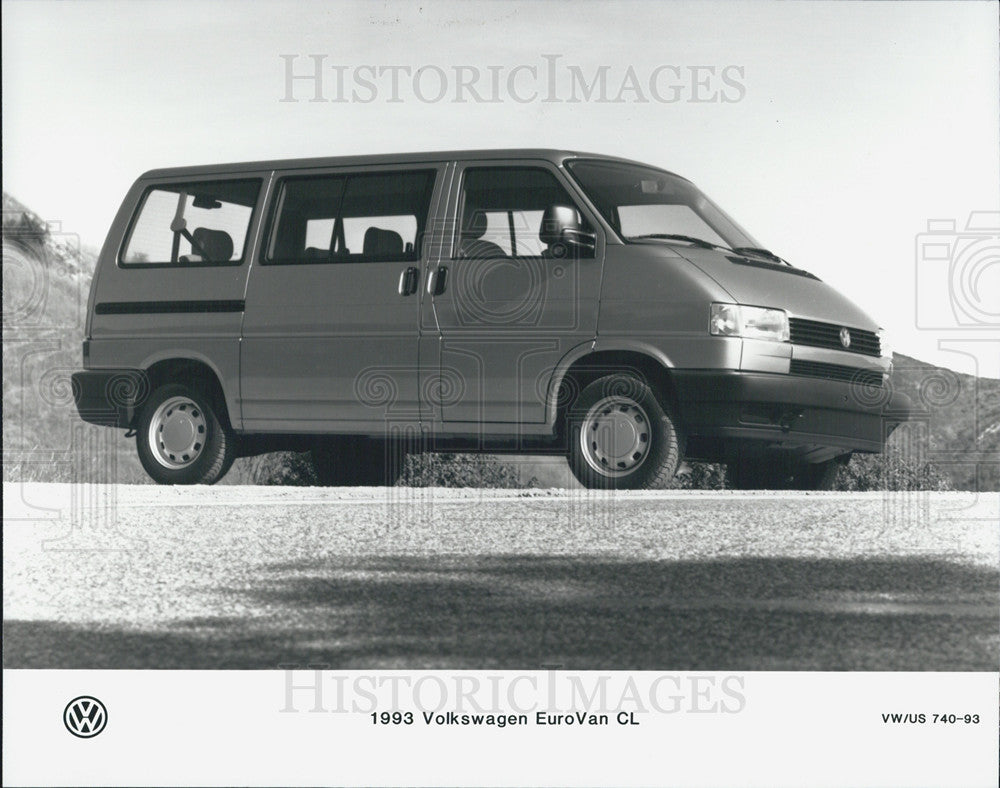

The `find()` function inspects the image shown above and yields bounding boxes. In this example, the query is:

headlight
[710,303,789,342]
[877,328,892,359]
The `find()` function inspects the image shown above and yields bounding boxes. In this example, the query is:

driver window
[456,167,593,259]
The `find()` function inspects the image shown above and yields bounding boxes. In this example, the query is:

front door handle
[398,266,419,296]
[427,265,448,296]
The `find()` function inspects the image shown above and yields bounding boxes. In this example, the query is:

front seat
[459,210,506,259]
[363,227,404,258]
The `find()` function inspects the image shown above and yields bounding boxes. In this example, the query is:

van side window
[265,170,435,264]
[456,167,595,259]
[121,179,260,266]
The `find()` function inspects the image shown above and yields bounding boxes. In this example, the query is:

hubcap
[580,395,652,477]
[148,396,207,469]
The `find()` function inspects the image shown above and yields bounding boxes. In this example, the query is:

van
[72,149,909,489]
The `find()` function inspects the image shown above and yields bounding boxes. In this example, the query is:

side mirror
[541,205,596,258]
[560,226,597,254]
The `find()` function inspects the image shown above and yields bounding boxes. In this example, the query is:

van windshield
[566,159,760,250]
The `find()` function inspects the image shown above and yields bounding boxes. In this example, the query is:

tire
[567,373,683,490]
[136,383,236,485]
[311,437,403,487]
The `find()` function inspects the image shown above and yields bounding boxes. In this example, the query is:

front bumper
[71,369,150,428]
[672,370,911,453]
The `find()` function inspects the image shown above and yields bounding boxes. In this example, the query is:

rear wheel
[311,437,403,487]
[136,383,236,485]
[568,373,683,490]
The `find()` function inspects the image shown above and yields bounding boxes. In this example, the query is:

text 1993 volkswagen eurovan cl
[72,149,910,488]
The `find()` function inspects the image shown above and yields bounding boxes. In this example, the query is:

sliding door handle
[427,266,448,296]
[398,266,419,296]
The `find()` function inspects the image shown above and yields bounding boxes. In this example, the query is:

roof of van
[139,149,682,179]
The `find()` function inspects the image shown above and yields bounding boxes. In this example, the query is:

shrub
[2,207,50,253]
[227,452,317,486]
[834,449,952,491]
[670,462,726,489]
[225,450,539,488]
[400,452,538,488]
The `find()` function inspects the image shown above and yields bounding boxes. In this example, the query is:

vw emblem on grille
[839,327,851,348]
[64,696,108,738]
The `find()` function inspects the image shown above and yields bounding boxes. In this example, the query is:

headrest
[539,205,582,246]
[463,210,488,240]
[363,227,404,257]
[192,227,234,262]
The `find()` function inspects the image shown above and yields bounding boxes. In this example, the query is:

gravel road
[3,483,997,670]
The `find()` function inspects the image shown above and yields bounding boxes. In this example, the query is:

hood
[673,246,880,330]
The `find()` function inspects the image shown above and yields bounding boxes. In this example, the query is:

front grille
[789,318,880,356]
[789,359,884,387]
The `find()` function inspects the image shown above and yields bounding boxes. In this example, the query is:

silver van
[72,149,909,488]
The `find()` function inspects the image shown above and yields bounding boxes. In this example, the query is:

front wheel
[568,374,683,490]
[136,383,236,484]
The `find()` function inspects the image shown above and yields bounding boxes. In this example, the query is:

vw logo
[64,696,108,738]
[839,327,851,348]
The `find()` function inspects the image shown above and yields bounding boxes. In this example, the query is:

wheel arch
[547,342,679,431]
[139,354,234,430]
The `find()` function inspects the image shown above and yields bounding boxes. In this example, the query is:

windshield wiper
[626,233,729,251]
[731,246,788,265]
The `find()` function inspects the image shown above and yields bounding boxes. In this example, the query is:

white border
[3,670,997,787]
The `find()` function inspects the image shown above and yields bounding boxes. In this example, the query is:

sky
[3,0,999,375]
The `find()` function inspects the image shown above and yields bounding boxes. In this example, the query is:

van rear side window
[121,179,261,266]
[265,170,435,264]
